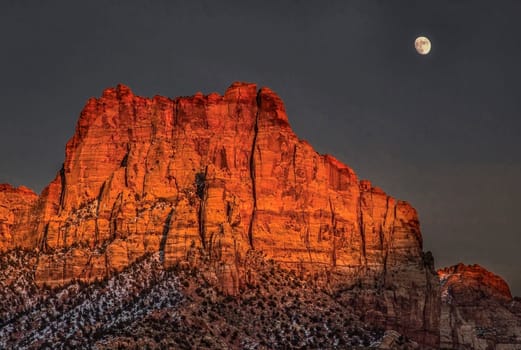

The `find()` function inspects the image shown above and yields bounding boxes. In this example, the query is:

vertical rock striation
[1,83,440,347]
[0,184,38,251]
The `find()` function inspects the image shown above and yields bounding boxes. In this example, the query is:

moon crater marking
[415,36,431,55]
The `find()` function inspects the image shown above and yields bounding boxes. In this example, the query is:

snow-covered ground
[0,251,182,349]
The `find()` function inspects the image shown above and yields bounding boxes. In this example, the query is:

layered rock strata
[1,83,440,346]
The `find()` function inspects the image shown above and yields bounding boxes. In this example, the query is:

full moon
[415,36,431,55]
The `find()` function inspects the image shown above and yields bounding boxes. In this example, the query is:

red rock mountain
[439,263,512,304]
[438,264,521,349]
[1,83,440,346]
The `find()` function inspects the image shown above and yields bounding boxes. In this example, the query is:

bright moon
[415,36,431,55]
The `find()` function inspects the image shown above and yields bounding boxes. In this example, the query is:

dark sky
[1,1,520,294]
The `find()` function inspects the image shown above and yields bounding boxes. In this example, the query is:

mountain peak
[438,263,512,302]
[0,82,439,347]
[101,83,135,99]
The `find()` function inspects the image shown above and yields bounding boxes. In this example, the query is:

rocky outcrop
[439,264,512,304]
[1,83,440,347]
[0,184,38,252]
[439,264,521,349]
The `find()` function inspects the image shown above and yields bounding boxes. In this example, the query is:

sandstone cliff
[439,264,521,349]
[1,83,440,346]
[0,184,38,251]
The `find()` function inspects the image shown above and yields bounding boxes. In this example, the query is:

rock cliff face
[0,184,38,251]
[2,83,440,346]
[439,264,521,349]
